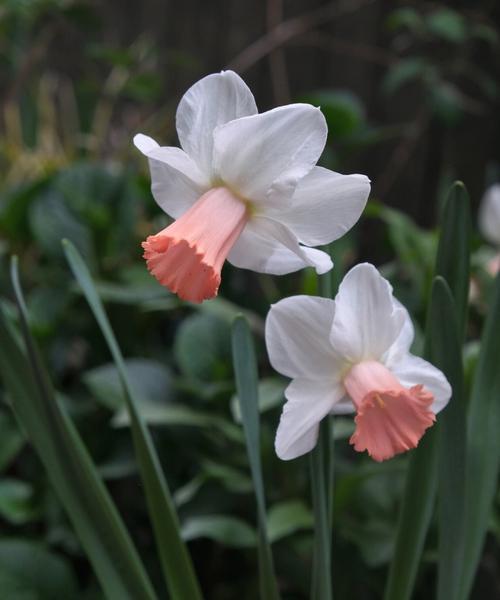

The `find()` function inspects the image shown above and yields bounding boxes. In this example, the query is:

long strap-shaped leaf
[63,240,202,600]
[0,258,156,600]
[385,181,470,600]
[433,183,469,600]
[428,278,466,600]
[460,268,500,599]
[231,316,280,600]
[435,181,470,341]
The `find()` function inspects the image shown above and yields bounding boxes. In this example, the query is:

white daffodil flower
[479,183,500,246]
[134,70,370,303]
[478,183,500,276]
[265,263,452,462]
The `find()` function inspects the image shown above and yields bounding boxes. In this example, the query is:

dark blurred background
[2,0,499,219]
[0,1,499,598]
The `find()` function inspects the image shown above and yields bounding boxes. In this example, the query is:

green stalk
[310,255,334,599]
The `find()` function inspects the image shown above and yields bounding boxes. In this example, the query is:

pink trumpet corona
[142,188,248,302]
[343,361,435,462]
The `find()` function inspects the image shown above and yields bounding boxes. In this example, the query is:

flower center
[343,360,435,462]
[142,187,249,303]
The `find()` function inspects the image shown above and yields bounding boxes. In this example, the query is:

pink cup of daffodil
[265,263,452,462]
[134,70,370,303]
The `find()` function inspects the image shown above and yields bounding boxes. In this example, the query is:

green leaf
[112,401,243,443]
[426,8,467,44]
[300,90,365,138]
[232,316,280,600]
[0,538,78,599]
[83,359,173,411]
[382,58,429,95]
[386,8,424,33]
[0,259,156,600]
[426,279,466,600]
[309,418,333,600]
[175,312,231,381]
[460,270,500,599]
[231,377,286,422]
[384,278,457,600]
[63,240,201,600]
[267,501,313,543]
[435,181,470,338]
[0,479,38,525]
[29,191,94,264]
[181,515,257,548]
[0,411,24,471]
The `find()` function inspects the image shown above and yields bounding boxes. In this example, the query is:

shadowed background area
[0,1,499,599]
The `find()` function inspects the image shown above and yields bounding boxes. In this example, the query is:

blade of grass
[1,258,156,600]
[427,278,466,600]
[62,240,202,600]
[460,269,500,599]
[231,316,280,600]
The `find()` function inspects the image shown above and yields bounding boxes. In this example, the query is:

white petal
[268,167,370,246]
[176,71,257,179]
[391,354,452,414]
[383,300,415,366]
[213,104,327,203]
[275,378,343,460]
[265,295,339,379]
[479,184,500,246]
[133,134,207,218]
[330,263,406,363]
[228,217,332,275]
[330,396,355,415]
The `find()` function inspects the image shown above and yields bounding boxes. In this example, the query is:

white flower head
[265,263,452,462]
[479,183,500,246]
[134,71,370,302]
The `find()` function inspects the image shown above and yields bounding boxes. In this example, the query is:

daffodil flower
[134,71,370,303]
[479,183,500,276]
[265,263,451,462]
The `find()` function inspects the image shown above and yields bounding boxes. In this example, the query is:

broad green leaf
[83,359,173,411]
[382,58,429,95]
[232,316,280,600]
[0,260,156,600]
[112,400,243,443]
[267,501,313,543]
[0,538,78,599]
[29,191,94,264]
[63,240,201,600]
[435,181,470,337]
[460,269,500,599]
[426,8,467,43]
[175,312,231,381]
[181,515,257,548]
[300,90,365,137]
[0,479,38,525]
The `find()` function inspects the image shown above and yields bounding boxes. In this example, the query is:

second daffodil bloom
[478,183,500,276]
[134,70,370,302]
[265,263,452,462]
